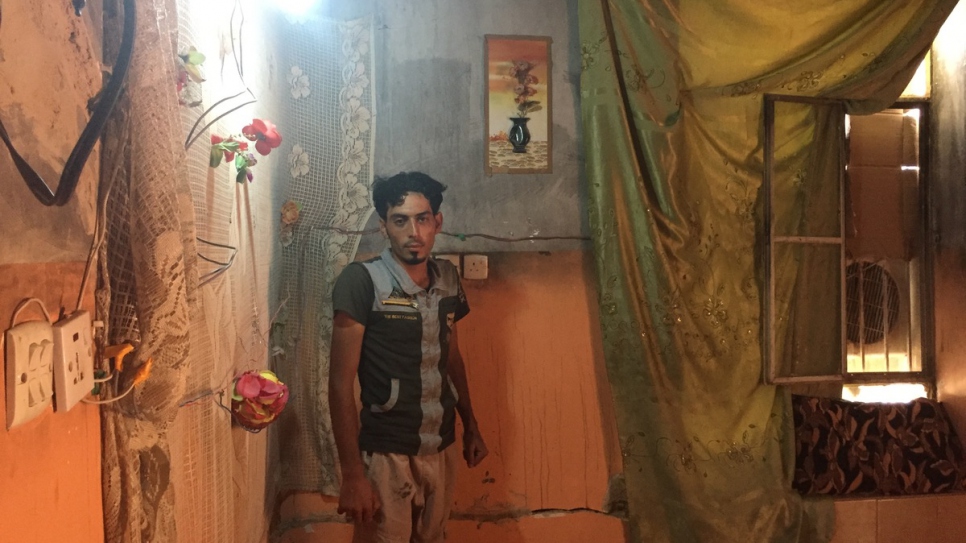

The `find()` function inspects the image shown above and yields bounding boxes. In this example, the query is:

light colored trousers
[353,445,459,543]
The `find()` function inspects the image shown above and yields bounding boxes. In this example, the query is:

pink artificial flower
[230,370,289,429]
[234,372,263,399]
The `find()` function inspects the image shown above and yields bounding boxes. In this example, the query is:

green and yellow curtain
[579,1,957,541]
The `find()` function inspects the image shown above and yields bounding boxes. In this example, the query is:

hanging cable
[9,298,53,327]
[183,0,256,151]
[0,0,136,207]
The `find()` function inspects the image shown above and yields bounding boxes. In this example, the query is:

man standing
[329,172,488,543]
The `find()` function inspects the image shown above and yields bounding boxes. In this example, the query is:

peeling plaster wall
[323,0,587,254]
[0,1,102,264]
[0,2,104,542]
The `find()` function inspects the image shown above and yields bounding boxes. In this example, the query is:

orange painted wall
[278,251,627,542]
[0,263,104,542]
[453,251,622,515]
[0,1,104,541]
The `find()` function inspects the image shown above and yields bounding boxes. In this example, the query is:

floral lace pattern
[287,144,310,178]
[289,66,311,99]
[275,17,375,496]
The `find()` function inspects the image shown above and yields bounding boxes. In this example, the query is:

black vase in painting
[508,117,531,153]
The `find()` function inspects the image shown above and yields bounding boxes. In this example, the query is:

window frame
[762,94,935,391]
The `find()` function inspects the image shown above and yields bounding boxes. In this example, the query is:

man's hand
[462,426,488,468]
[337,473,382,524]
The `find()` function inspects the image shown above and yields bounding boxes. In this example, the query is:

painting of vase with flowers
[485,35,552,174]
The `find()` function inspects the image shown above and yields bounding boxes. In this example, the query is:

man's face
[380,192,442,266]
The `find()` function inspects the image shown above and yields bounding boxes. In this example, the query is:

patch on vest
[382,287,418,309]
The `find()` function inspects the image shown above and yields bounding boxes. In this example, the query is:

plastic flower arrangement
[210,119,282,183]
[242,119,283,156]
[508,60,542,117]
[229,370,289,432]
[280,200,301,226]
[279,200,302,247]
[177,46,206,107]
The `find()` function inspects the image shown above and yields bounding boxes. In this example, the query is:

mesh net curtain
[98,0,375,538]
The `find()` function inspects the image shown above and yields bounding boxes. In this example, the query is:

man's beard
[397,247,427,265]
[401,254,427,265]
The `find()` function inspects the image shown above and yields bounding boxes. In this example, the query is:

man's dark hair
[371,172,447,220]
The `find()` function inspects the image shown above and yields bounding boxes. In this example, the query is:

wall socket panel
[52,310,94,412]
[463,254,488,280]
[5,320,54,429]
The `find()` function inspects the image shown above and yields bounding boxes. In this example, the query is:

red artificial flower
[242,118,283,156]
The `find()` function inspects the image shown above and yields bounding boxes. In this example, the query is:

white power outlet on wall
[5,320,54,429]
[52,310,95,412]
[463,254,488,280]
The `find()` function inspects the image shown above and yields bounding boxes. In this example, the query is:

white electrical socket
[52,310,94,412]
[5,320,54,429]
[463,254,488,280]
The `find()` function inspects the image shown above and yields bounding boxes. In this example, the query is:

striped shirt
[332,248,470,455]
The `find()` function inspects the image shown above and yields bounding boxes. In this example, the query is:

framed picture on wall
[484,35,552,175]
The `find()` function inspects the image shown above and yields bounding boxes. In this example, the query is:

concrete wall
[322,0,587,254]
[932,0,966,433]
[0,2,104,541]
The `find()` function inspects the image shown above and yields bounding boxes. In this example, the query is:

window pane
[770,101,843,239]
[900,52,930,99]
[842,383,927,403]
[845,109,923,374]
[773,242,842,378]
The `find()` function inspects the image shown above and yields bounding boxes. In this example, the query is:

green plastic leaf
[185,64,205,83]
[209,146,223,168]
[185,49,206,66]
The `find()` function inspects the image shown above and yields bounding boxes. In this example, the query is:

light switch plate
[5,320,54,429]
[53,310,94,412]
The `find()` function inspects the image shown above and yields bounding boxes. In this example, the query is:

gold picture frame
[484,35,552,175]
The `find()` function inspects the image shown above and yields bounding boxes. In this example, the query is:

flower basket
[228,370,290,433]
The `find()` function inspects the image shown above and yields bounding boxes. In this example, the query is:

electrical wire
[10,298,52,327]
[442,231,591,243]
[74,126,125,313]
[196,236,239,286]
[307,223,590,243]
[81,380,135,405]
[0,0,136,206]
[1,297,53,353]
[182,0,256,151]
